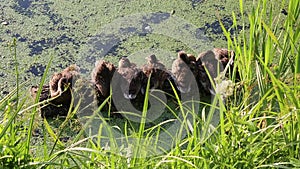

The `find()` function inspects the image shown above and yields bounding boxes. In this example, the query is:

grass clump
[0,0,299,168]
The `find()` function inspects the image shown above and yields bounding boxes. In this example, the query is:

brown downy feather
[30,85,70,118]
[196,49,238,95]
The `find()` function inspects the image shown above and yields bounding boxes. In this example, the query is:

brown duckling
[213,48,234,67]
[171,51,194,93]
[30,65,79,118]
[198,48,235,77]
[142,54,170,91]
[197,50,219,78]
[49,65,80,106]
[213,48,239,80]
[196,49,238,94]
[186,53,211,96]
[144,54,166,70]
[30,85,70,118]
[117,57,146,99]
[196,50,219,94]
[91,59,116,105]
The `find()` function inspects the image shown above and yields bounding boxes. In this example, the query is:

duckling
[117,57,146,99]
[30,85,70,118]
[198,48,235,77]
[185,53,210,96]
[145,54,166,70]
[142,54,170,91]
[49,65,80,106]
[171,51,194,93]
[213,48,239,80]
[213,48,234,66]
[29,65,79,118]
[30,65,79,118]
[196,50,219,94]
[91,59,116,106]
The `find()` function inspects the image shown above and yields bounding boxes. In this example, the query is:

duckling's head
[178,51,189,63]
[64,64,80,72]
[146,54,158,64]
[119,57,131,68]
[187,54,196,62]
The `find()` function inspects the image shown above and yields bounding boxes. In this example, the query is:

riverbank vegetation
[0,0,299,168]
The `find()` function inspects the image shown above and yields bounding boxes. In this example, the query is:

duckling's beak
[124,93,136,99]
[178,86,191,93]
[141,87,145,95]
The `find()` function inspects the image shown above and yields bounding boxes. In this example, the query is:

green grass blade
[25,55,53,155]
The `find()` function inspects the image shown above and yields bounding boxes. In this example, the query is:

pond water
[0,0,281,98]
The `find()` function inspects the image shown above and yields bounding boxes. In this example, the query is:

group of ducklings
[31,48,237,118]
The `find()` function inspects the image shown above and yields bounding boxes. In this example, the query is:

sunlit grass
[0,0,299,168]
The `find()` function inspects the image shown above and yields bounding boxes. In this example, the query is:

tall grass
[0,0,299,168]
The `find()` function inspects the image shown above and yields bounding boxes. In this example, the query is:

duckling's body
[172,51,194,93]
[117,57,146,99]
[196,50,217,94]
[91,60,116,106]
[187,54,200,78]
